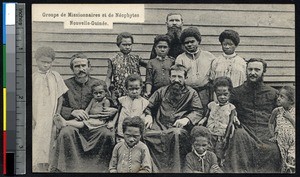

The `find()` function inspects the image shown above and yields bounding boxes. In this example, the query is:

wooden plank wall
[32,4,295,87]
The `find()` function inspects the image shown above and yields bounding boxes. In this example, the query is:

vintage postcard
[31,4,295,173]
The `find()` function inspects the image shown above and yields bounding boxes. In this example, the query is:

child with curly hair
[269,86,295,173]
[183,126,223,173]
[198,76,240,166]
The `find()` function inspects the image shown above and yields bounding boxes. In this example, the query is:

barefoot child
[198,76,239,166]
[32,47,68,172]
[54,81,111,129]
[109,116,152,173]
[269,86,295,173]
[108,74,152,142]
[183,126,223,173]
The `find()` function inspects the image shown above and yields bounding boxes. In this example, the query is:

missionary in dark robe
[142,64,203,173]
[150,13,184,59]
[224,58,281,173]
[49,53,118,172]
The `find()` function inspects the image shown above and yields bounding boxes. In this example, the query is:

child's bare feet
[53,114,66,130]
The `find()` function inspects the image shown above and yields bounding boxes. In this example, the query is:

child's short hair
[116,32,134,47]
[153,34,171,47]
[219,29,240,46]
[180,27,201,44]
[35,47,55,61]
[69,53,90,70]
[190,126,211,142]
[125,74,143,88]
[122,116,145,135]
[169,64,188,78]
[213,76,233,93]
[91,80,108,93]
[281,85,295,104]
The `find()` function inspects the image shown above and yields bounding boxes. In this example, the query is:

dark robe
[224,81,281,173]
[49,77,115,172]
[143,85,203,172]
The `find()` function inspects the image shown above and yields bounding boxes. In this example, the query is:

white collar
[193,146,207,158]
[222,52,237,59]
[186,49,200,60]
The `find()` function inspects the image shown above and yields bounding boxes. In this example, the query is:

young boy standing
[32,47,68,172]
[175,27,216,112]
[109,116,152,173]
[145,34,175,98]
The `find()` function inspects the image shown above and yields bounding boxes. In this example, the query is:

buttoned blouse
[176,51,215,88]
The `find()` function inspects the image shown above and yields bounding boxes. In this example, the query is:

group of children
[32,27,295,173]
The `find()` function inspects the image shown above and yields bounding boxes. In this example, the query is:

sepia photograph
[31,4,295,173]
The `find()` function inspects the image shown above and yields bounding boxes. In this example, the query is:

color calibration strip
[3,3,6,173]
[3,3,26,175]
[3,3,16,175]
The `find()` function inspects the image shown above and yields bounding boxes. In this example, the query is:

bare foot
[53,114,66,130]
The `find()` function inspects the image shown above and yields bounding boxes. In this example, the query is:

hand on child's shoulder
[283,111,293,120]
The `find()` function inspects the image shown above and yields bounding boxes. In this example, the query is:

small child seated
[108,74,152,142]
[269,86,295,173]
[198,76,239,166]
[183,126,223,173]
[145,34,175,98]
[54,80,111,129]
[109,116,152,173]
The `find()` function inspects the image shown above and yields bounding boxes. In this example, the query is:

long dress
[143,85,203,173]
[274,107,295,172]
[32,70,68,166]
[224,82,281,173]
[49,77,115,172]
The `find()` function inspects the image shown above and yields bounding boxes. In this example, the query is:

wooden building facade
[32,4,295,87]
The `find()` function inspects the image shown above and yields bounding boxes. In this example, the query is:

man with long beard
[150,13,184,59]
[142,64,203,172]
[49,53,118,172]
[224,58,281,173]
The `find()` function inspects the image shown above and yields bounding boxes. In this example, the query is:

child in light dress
[210,29,246,88]
[108,74,152,142]
[269,86,295,173]
[198,76,240,166]
[109,116,152,173]
[32,47,68,172]
[183,126,223,173]
[54,80,112,130]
